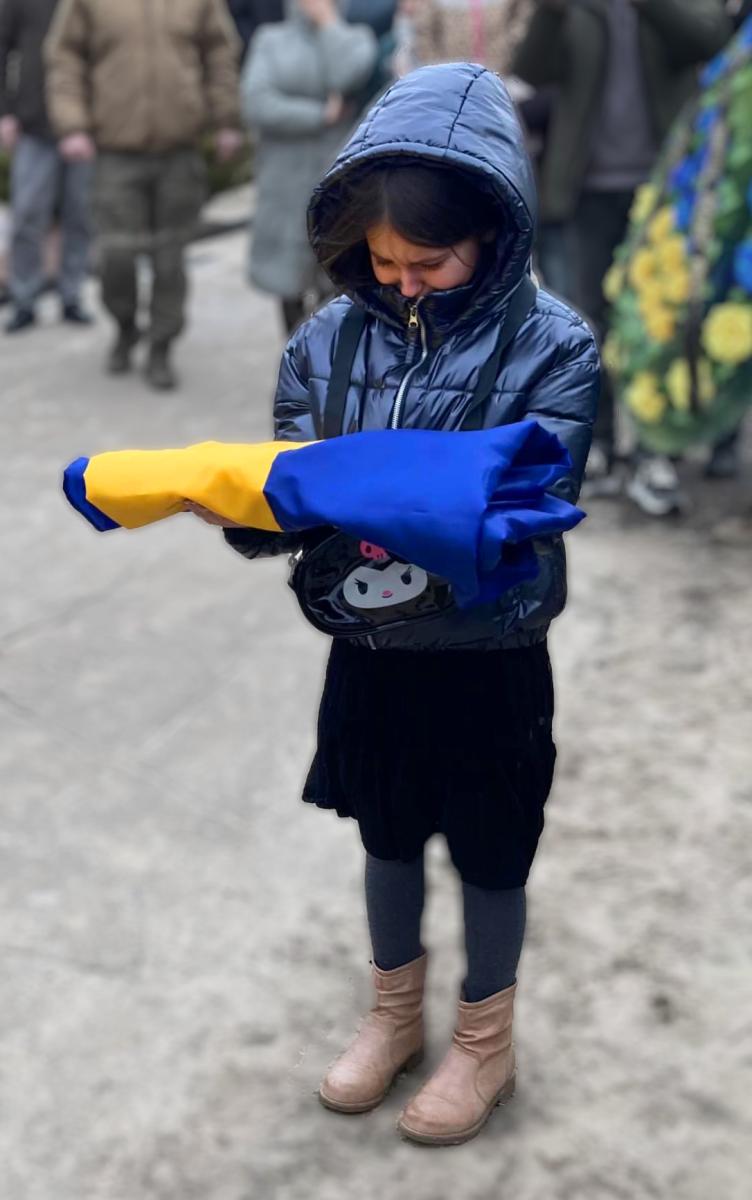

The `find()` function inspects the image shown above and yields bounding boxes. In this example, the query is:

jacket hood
[308,62,537,335]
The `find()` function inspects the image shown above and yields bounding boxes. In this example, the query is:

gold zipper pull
[407,304,419,333]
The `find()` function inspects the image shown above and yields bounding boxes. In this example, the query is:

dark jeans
[570,189,635,456]
[93,149,207,345]
[535,221,576,301]
[10,135,92,309]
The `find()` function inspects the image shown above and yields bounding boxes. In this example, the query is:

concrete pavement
[1,231,751,1199]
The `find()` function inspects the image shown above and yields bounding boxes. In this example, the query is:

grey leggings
[365,852,526,1003]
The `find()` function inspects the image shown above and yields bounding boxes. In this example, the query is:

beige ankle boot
[318,953,427,1114]
[397,982,516,1145]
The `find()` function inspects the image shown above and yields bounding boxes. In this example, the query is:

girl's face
[365,223,482,300]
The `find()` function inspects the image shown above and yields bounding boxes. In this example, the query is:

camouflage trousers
[93,149,207,345]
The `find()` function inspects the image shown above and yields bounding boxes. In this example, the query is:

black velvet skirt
[303,639,557,890]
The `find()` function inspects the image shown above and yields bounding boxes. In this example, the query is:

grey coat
[242,13,377,298]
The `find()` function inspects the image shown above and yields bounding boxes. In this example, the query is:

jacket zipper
[370,303,428,648]
[389,302,428,429]
[294,304,427,650]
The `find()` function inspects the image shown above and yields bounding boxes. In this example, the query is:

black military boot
[145,341,177,391]
[106,323,140,374]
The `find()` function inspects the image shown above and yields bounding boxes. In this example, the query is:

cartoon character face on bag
[343,542,429,610]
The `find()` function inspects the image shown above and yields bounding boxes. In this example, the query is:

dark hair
[314,162,501,287]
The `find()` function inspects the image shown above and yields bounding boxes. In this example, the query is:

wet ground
[2,230,750,1199]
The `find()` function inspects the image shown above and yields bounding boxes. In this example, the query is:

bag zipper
[390,302,428,429]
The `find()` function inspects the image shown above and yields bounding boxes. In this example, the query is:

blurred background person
[227,0,284,61]
[392,1,544,252]
[0,0,92,335]
[242,0,376,335]
[409,0,531,72]
[45,0,243,391]
[513,0,732,511]
[391,0,420,77]
[342,0,400,108]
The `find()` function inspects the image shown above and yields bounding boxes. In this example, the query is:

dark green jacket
[513,0,732,222]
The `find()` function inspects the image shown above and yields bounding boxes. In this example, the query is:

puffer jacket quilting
[226,62,600,650]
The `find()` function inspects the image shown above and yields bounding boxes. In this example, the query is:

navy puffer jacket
[227,62,600,650]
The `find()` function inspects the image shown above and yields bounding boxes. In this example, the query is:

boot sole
[318,1048,424,1115]
[397,1072,516,1146]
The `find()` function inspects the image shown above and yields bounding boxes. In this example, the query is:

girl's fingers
[183,500,246,529]
[184,501,221,522]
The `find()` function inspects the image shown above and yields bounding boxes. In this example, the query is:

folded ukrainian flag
[63,422,585,607]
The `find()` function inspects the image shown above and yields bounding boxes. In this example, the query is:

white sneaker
[626,456,687,517]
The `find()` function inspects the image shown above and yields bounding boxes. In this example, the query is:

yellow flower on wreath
[603,262,625,304]
[638,278,669,312]
[661,267,692,305]
[601,332,622,373]
[657,235,688,275]
[643,305,677,343]
[626,371,666,424]
[647,206,675,246]
[629,247,658,290]
[702,303,752,364]
[631,183,659,225]
[665,357,716,411]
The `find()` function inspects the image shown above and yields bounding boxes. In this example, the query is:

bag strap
[461,274,538,431]
[322,303,367,439]
[322,274,537,438]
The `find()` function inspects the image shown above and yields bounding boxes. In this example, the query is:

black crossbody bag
[288,278,537,636]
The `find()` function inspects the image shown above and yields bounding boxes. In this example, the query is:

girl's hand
[183,501,247,528]
[323,93,346,126]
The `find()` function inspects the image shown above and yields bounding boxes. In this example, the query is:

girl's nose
[399,272,422,298]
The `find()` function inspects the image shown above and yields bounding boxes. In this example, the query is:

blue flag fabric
[264,422,584,608]
[61,421,585,610]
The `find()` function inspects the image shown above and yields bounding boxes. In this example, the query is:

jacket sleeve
[637,0,732,65]
[317,20,377,96]
[201,0,243,129]
[511,4,569,87]
[242,26,328,135]
[518,321,600,504]
[0,0,18,119]
[224,326,317,561]
[43,0,92,138]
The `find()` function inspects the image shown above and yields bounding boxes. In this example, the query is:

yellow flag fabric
[82,441,304,530]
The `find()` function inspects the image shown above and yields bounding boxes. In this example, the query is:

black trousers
[570,189,635,456]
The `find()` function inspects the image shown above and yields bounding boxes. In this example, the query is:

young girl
[190,62,599,1146]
